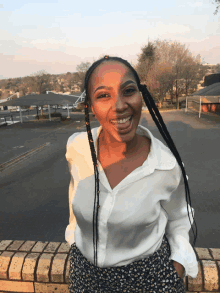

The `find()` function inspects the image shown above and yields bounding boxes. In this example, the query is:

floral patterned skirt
[68,234,186,293]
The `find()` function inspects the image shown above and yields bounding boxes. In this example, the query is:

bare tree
[135,42,157,85]
[213,63,220,73]
[76,61,91,91]
[136,39,204,109]
[29,70,51,115]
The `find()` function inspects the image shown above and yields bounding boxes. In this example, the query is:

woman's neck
[98,129,141,162]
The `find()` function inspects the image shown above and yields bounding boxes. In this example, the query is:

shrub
[51,112,62,117]
[35,114,49,119]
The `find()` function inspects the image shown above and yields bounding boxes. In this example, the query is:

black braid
[82,55,199,283]
[84,103,100,267]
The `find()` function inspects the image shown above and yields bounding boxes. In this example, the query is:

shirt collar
[90,124,176,172]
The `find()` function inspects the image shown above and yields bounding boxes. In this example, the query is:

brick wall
[1,240,220,292]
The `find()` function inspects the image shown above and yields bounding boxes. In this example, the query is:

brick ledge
[0,240,220,292]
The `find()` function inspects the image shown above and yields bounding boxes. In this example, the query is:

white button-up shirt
[65,124,198,278]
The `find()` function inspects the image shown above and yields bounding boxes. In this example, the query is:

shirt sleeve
[65,135,78,247]
[65,171,76,246]
[160,168,199,279]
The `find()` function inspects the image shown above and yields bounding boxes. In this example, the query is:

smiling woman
[65,55,199,293]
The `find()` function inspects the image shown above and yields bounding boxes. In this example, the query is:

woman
[65,55,199,292]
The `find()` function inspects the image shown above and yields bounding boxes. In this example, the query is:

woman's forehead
[89,61,134,90]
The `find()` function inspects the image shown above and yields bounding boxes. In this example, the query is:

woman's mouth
[110,115,133,133]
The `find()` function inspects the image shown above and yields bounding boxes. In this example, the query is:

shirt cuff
[167,234,199,278]
[65,228,75,247]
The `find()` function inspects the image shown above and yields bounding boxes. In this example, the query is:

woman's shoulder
[66,126,99,149]
[67,131,86,148]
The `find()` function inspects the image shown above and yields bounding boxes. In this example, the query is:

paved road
[0,109,219,250]
[0,112,87,165]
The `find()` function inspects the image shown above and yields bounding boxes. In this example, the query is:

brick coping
[0,240,220,292]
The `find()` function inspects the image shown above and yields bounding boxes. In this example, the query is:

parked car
[62,105,73,110]
[43,107,48,111]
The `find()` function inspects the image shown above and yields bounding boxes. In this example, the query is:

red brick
[188,261,203,292]
[65,255,70,284]
[51,253,68,283]
[0,251,15,279]
[19,241,37,252]
[35,282,69,293]
[8,252,27,280]
[57,242,71,253]
[0,240,13,251]
[44,242,61,253]
[202,260,219,291]
[36,253,53,283]
[31,241,48,253]
[6,240,25,251]
[0,279,34,292]
[22,253,40,281]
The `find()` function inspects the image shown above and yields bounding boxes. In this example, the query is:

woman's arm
[172,260,185,278]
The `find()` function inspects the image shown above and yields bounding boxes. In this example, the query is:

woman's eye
[124,88,136,95]
[97,93,109,99]
[97,88,136,99]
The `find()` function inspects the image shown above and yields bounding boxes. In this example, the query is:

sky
[0,0,219,80]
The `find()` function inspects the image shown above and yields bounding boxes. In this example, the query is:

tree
[76,61,91,91]
[28,70,51,115]
[135,42,157,86]
[214,63,220,73]
[136,39,204,109]
[213,0,220,14]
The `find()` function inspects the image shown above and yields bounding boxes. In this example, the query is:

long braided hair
[83,55,199,270]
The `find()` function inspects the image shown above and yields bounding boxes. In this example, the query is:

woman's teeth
[111,116,132,124]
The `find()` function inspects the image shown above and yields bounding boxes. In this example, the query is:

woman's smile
[110,115,133,133]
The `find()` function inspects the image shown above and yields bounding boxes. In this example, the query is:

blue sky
[0,0,219,79]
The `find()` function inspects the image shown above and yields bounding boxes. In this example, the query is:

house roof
[0,93,82,107]
[192,82,220,97]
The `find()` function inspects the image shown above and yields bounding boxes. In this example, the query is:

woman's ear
[90,104,95,116]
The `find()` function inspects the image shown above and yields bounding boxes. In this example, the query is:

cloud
[0,4,4,8]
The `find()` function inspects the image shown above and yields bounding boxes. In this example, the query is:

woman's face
[88,61,142,143]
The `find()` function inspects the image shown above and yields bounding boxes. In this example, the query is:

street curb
[142,108,183,113]
[0,142,51,172]
[0,240,220,292]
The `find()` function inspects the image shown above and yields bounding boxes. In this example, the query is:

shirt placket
[98,188,117,267]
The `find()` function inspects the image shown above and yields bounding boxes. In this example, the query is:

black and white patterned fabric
[69,234,186,293]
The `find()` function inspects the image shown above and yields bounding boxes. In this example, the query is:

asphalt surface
[0,109,220,250]
[0,112,89,165]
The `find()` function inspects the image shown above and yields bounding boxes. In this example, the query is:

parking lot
[0,106,83,125]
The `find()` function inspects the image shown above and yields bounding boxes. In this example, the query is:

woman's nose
[112,95,127,110]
